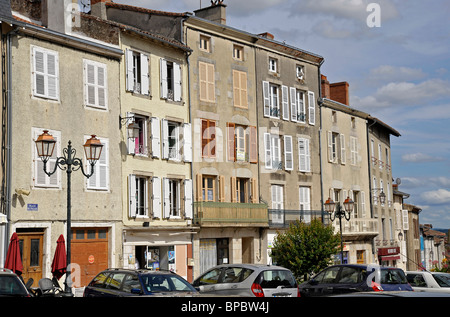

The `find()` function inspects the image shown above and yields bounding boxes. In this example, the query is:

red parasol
[4,232,23,276]
[51,234,67,280]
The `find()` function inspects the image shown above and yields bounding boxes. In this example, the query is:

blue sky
[116,0,450,228]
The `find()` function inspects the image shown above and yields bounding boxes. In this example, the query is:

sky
[114,0,450,228]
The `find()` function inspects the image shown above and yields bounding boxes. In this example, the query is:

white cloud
[421,189,450,205]
[401,152,445,163]
[369,65,426,82]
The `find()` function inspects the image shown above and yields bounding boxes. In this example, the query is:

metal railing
[268,209,328,228]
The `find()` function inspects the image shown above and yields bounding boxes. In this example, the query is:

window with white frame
[350,136,358,165]
[271,185,284,223]
[32,128,60,188]
[299,186,311,223]
[262,81,280,118]
[125,49,149,95]
[127,113,149,156]
[289,88,306,123]
[85,136,108,191]
[199,35,211,52]
[160,59,182,101]
[327,132,345,164]
[163,178,192,219]
[31,46,59,100]
[298,138,311,172]
[84,59,107,109]
[161,119,192,162]
[264,133,281,170]
[296,65,305,80]
[130,175,149,217]
[269,58,278,73]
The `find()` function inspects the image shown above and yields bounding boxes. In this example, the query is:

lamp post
[35,130,103,295]
[324,196,354,264]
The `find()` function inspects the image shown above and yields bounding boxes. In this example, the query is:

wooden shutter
[340,134,346,165]
[161,119,169,159]
[126,112,136,155]
[327,131,333,163]
[402,209,409,230]
[263,81,270,117]
[128,174,137,218]
[284,135,293,171]
[163,178,170,218]
[183,123,192,162]
[282,85,289,120]
[219,175,225,202]
[33,47,59,100]
[199,62,207,101]
[227,123,235,161]
[160,58,168,99]
[290,87,297,122]
[299,138,310,172]
[251,178,258,203]
[152,177,161,218]
[264,133,272,169]
[34,129,59,187]
[151,117,160,158]
[207,63,215,102]
[308,91,315,125]
[174,63,182,101]
[140,53,149,95]
[361,191,366,217]
[249,126,257,164]
[126,49,134,92]
[184,179,193,219]
[231,177,237,203]
[196,174,203,202]
[87,137,108,190]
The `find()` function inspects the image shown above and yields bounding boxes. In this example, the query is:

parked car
[406,271,450,293]
[299,264,413,297]
[192,264,300,297]
[0,268,30,297]
[83,268,198,297]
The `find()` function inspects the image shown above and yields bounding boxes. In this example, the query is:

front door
[17,232,44,288]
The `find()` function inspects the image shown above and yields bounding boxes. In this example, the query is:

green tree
[271,219,340,281]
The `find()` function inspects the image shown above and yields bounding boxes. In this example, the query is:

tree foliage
[271,219,340,281]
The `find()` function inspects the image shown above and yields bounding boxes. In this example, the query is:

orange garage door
[71,228,108,287]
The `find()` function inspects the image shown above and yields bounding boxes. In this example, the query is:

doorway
[17,231,44,288]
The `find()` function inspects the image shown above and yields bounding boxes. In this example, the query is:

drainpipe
[317,59,325,222]
[366,119,377,260]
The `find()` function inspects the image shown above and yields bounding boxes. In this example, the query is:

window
[129,175,149,217]
[161,120,192,162]
[126,49,149,95]
[201,119,216,158]
[299,186,311,223]
[350,136,358,165]
[262,81,280,118]
[308,91,316,125]
[197,174,225,202]
[269,58,277,73]
[289,88,306,123]
[84,59,107,109]
[127,114,149,156]
[199,35,211,52]
[160,59,182,101]
[264,133,281,170]
[31,46,59,100]
[327,132,345,164]
[296,65,305,80]
[298,138,311,172]
[234,178,249,203]
[271,185,284,210]
[199,61,215,102]
[233,45,243,61]
[163,178,192,219]
[284,135,293,171]
[33,128,60,188]
[86,136,109,191]
[202,175,216,202]
[227,124,257,163]
[233,70,247,108]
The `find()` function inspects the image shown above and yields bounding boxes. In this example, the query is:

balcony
[340,218,379,240]
[268,209,328,228]
[194,202,269,227]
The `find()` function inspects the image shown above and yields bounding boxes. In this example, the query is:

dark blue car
[299,264,413,297]
[83,268,197,297]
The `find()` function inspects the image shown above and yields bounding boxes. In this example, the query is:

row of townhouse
[0,0,423,290]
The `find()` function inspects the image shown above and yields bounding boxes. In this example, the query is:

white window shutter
[87,137,108,190]
[160,59,168,99]
[402,209,409,230]
[161,119,169,159]
[126,112,136,155]
[174,63,182,102]
[183,123,192,162]
[284,135,293,171]
[361,191,366,217]
[290,87,297,122]
[140,53,149,95]
[282,85,289,121]
[327,131,333,162]
[126,49,134,92]
[152,177,161,219]
[263,81,270,117]
[163,178,170,218]
[299,138,310,172]
[128,174,137,218]
[264,133,272,169]
[308,91,315,125]
[46,53,58,99]
[340,134,346,165]
[151,117,160,158]
[184,179,193,219]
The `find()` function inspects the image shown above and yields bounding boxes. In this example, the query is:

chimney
[194,1,227,25]
[91,0,111,19]
[321,74,330,99]
[330,81,349,106]
[258,32,274,40]
[42,0,77,33]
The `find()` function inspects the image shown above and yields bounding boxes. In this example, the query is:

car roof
[102,268,178,275]
[209,264,291,271]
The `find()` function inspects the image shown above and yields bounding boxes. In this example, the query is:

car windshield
[433,274,450,287]
[141,274,196,293]
[380,269,408,284]
[0,276,28,296]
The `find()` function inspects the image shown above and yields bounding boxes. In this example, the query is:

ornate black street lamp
[35,130,103,295]
[324,196,354,264]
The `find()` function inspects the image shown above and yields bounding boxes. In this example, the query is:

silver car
[192,264,300,297]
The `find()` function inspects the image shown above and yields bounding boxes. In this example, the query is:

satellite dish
[396,178,401,185]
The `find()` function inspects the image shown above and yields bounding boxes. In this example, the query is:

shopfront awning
[380,255,401,261]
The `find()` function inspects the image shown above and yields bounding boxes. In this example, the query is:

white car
[406,271,450,293]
